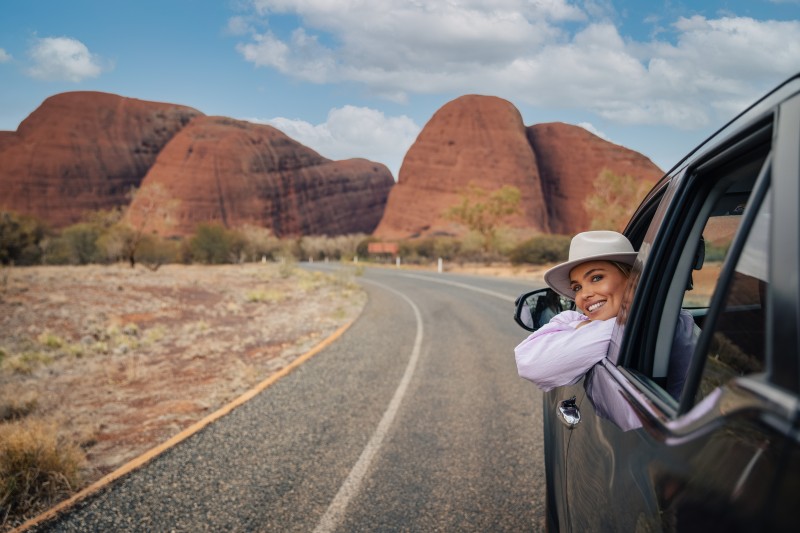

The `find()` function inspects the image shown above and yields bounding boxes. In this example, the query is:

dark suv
[514,73,800,531]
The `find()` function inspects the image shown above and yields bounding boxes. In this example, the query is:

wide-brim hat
[544,231,638,299]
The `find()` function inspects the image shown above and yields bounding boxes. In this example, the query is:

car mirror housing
[514,288,575,332]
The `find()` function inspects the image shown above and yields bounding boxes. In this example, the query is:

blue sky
[1,1,798,178]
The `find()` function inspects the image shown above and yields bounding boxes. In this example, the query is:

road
[33,265,547,532]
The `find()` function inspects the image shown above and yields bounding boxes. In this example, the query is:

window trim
[769,95,800,393]
[615,118,775,415]
[678,159,772,414]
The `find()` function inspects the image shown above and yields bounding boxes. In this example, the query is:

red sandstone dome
[373,95,664,239]
[0,92,202,227]
[373,95,549,239]
[125,116,395,237]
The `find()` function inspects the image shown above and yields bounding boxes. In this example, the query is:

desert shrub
[509,234,571,265]
[398,236,462,263]
[299,234,366,262]
[0,419,85,526]
[96,223,136,264]
[239,225,284,262]
[188,223,247,264]
[0,392,38,422]
[40,236,73,265]
[0,212,47,266]
[59,223,102,265]
[135,234,180,270]
[584,169,654,231]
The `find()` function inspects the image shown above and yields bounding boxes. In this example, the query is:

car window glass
[643,148,769,405]
[661,183,753,400]
[694,189,770,403]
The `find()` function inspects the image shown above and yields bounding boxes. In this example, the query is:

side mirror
[514,288,575,332]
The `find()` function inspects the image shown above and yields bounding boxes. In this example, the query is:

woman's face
[568,260,629,321]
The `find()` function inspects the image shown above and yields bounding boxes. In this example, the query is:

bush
[135,234,180,270]
[0,212,47,266]
[509,234,571,265]
[238,225,284,262]
[59,223,102,265]
[187,223,247,264]
[0,419,85,526]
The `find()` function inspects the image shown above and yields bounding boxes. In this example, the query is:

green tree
[60,223,102,265]
[134,234,180,270]
[508,234,571,265]
[119,184,180,268]
[0,212,47,265]
[584,169,654,231]
[446,184,522,252]
[188,223,246,264]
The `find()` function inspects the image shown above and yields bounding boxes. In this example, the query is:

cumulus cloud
[577,122,609,140]
[247,105,420,178]
[233,1,800,129]
[26,36,105,82]
[0,48,11,63]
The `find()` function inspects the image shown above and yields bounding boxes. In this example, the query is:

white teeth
[587,301,605,312]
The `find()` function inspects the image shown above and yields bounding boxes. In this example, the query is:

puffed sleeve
[515,311,616,391]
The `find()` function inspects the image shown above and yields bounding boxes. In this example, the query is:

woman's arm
[514,312,615,391]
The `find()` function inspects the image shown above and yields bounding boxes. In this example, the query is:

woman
[514,231,637,391]
[515,230,694,398]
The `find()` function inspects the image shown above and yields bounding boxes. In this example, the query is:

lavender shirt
[515,309,696,397]
[514,310,614,391]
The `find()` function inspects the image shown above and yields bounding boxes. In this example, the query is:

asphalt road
[33,265,547,532]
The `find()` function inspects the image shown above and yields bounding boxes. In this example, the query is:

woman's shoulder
[550,310,587,325]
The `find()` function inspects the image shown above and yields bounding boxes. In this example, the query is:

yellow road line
[14,318,357,533]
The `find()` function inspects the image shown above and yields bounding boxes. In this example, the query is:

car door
[558,91,800,531]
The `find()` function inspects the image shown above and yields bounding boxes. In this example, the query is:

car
[514,72,800,532]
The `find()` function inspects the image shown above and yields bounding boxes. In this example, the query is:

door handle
[557,396,581,428]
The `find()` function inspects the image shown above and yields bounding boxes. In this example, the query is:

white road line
[313,280,424,533]
[398,272,517,302]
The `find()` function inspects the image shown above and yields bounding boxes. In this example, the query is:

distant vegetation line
[0,208,575,269]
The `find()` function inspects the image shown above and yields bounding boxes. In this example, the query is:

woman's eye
[571,285,581,293]
[591,275,602,282]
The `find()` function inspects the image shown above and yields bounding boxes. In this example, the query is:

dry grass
[0,263,366,529]
[0,419,85,527]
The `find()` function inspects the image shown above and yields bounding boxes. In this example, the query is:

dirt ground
[0,263,367,488]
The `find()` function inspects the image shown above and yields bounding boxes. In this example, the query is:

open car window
[615,119,773,414]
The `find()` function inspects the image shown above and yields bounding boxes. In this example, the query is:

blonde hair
[610,261,633,277]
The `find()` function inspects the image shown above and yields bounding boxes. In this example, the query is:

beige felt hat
[544,231,638,299]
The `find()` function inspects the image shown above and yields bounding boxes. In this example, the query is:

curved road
[33,265,547,532]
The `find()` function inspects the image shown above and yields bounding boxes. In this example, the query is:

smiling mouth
[587,301,606,313]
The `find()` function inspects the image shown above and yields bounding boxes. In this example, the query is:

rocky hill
[1,91,663,240]
[126,116,394,237]
[0,92,394,237]
[0,92,202,227]
[374,95,664,239]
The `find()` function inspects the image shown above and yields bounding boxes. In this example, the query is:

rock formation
[526,123,663,234]
[0,92,202,227]
[373,96,663,239]
[125,116,394,237]
[373,95,549,239]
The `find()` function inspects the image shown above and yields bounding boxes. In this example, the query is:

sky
[1,1,799,179]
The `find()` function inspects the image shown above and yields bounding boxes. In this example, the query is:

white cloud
[0,48,11,63]
[234,1,800,129]
[26,36,105,82]
[246,105,420,179]
[577,122,609,140]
